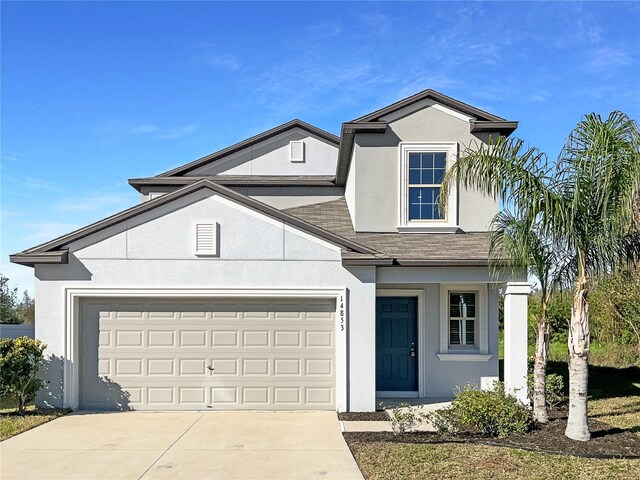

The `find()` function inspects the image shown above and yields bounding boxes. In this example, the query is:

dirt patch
[338,411,390,421]
[344,412,640,459]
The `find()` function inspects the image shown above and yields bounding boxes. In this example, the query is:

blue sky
[2,1,639,294]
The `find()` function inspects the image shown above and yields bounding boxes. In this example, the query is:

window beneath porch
[449,292,477,348]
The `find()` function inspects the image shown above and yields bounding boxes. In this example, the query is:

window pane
[421,169,434,185]
[409,153,421,168]
[434,153,446,169]
[433,167,445,184]
[461,293,475,306]
[409,169,421,184]
[420,205,433,220]
[450,320,461,345]
[423,153,434,169]
[466,305,476,318]
[409,187,422,203]
[432,204,441,219]
[449,294,461,317]
[465,320,475,345]
[408,203,420,220]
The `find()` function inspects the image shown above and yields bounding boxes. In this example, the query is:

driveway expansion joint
[137,412,204,480]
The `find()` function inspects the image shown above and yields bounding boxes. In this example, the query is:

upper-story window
[408,152,446,220]
[399,142,458,232]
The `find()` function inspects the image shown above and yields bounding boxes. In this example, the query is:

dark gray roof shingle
[285,198,492,264]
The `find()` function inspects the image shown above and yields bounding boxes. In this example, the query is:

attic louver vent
[290,140,305,163]
[195,223,218,256]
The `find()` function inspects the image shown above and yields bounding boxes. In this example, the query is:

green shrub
[0,337,47,414]
[388,403,428,434]
[427,382,533,437]
[527,372,565,409]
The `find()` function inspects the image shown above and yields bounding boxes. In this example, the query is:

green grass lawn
[0,403,68,441]
[349,442,638,480]
[349,346,640,480]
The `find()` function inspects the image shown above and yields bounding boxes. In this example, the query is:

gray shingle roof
[285,198,493,265]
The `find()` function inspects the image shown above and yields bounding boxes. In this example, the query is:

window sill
[437,353,493,362]
[397,225,461,233]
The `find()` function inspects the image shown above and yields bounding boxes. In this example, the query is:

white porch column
[503,282,530,403]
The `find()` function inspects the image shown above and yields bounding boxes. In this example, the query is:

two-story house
[10,89,530,412]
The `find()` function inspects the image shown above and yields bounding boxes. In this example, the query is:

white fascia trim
[398,142,458,231]
[505,282,531,295]
[63,287,348,412]
[381,99,474,124]
[396,226,459,234]
[437,354,493,362]
[376,289,427,398]
[429,102,474,123]
[439,283,489,355]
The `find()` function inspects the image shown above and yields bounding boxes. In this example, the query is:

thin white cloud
[157,124,197,140]
[204,54,241,71]
[586,47,634,72]
[0,151,21,162]
[98,121,196,140]
[22,177,62,192]
[305,20,343,39]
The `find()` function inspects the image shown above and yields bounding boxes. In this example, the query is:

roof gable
[10,180,375,266]
[157,120,340,177]
[352,89,506,123]
[334,89,518,185]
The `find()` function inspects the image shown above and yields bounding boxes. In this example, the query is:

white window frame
[448,291,478,348]
[398,142,458,232]
[437,283,492,362]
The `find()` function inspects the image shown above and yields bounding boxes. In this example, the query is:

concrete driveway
[1,411,364,480]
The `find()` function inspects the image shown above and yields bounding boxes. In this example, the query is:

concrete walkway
[1,411,364,480]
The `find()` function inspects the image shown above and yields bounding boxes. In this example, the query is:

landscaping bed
[338,411,390,421]
[344,411,640,459]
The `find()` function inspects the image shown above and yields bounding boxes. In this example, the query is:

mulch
[343,411,640,459]
[338,411,390,421]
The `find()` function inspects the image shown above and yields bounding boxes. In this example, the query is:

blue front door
[376,297,418,392]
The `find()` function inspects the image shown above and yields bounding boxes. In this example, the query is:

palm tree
[442,111,640,441]
[490,210,569,423]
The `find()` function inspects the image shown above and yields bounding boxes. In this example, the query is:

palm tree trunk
[565,273,591,441]
[533,318,550,423]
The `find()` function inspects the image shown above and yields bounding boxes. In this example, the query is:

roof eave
[335,122,388,186]
[9,250,69,268]
[470,120,519,136]
[128,176,338,192]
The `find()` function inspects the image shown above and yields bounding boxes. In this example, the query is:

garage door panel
[79,298,336,411]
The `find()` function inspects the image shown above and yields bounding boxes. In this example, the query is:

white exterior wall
[376,266,524,398]
[188,128,338,176]
[33,189,377,411]
[349,102,500,232]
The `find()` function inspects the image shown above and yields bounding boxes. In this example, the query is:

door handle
[410,347,416,358]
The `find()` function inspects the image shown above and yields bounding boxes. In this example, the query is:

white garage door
[79,298,336,411]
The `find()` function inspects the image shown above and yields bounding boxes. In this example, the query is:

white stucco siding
[350,103,500,232]
[188,128,338,177]
[376,266,524,399]
[33,190,377,411]
[70,190,341,262]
